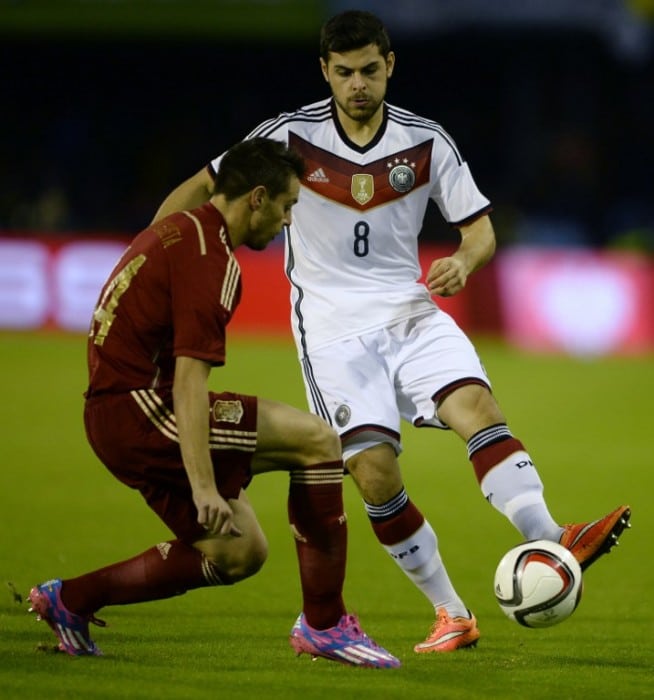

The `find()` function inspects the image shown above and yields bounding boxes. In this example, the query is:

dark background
[1,1,653,248]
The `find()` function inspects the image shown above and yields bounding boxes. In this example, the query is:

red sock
[60,539,225,616]
[470,437,525,483]
[288,461,347,630]
[369,500,425,546]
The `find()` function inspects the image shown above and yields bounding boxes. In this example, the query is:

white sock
[381,520,468,618]
[481,450,563,541]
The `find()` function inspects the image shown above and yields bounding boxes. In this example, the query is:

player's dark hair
[320,10,391,61]
[213,138,305,200]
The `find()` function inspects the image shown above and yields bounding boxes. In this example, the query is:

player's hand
[194,488,242,537]
[425,256,468,297]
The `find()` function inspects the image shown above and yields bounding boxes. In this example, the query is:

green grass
[1,331,652,699]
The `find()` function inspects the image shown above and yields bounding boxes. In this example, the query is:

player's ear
[249,185,267,211]
[386,51,395,78]
[320,57,329,82]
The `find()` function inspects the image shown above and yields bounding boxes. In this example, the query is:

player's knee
[438,383,504,433]
[346,443,402,503]
[227,538,268,582]
[300,414,342,464]
[202,532,269,583]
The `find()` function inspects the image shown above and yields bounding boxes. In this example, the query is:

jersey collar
[330,99,389,154]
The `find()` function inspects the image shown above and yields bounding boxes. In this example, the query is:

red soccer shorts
[84,389,257,543]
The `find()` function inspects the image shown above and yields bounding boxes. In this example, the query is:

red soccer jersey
[86,202,241,395]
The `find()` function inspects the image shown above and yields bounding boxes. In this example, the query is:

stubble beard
[336,95,383,124]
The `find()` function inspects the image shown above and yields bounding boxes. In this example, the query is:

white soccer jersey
[210,97,491,354]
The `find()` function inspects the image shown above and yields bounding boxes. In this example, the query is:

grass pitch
[0,331,652,699]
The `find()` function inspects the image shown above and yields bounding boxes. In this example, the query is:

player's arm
[151,167,215,223]
[425,214,496,297]
[173,355,241,536]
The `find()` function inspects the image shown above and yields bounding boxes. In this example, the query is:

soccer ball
[494,540,583,628]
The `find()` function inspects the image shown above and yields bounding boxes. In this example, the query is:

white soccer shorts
[300,309,490,461]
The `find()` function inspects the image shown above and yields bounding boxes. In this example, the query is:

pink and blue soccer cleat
[28,579,105,656]
[289,613,400,668]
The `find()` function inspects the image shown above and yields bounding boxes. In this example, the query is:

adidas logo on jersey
[307,167,329,183]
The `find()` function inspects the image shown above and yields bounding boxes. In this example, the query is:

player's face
[321,44,394,124]
[246,176,300,250]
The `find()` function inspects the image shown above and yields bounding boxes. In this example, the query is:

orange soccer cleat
[414,607,480,654]
[559,505,631,571]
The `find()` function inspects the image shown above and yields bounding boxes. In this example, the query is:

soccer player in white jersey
[154,11,631,653]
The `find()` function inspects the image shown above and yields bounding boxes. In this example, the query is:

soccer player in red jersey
[28,138,399,668]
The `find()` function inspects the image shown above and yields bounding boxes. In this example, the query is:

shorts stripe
[131,389,256,452]
[209,426,256,451]
[131,389,178,441]
[301,356,332,425]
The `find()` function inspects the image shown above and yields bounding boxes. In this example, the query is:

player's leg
[29,393,265,656]
[437,383,563,540]
[394,311,564,544]
[252,397,347,630]
[346,442,468,616]
[251,397,400,668]
[345,440,479,653]
[28,494,262,657]
[34,488,265,609]
[437,383,631,570]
